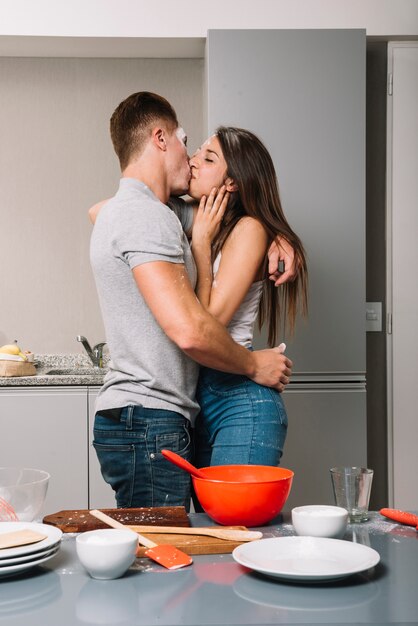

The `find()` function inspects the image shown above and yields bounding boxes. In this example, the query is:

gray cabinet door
[207,29,366,375]
[281,388,367,509]
[0,388,88,516]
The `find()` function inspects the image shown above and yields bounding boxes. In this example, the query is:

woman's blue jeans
[194,367,288,468]
[93,405,192,510]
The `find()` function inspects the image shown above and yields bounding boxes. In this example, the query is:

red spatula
[89,509,193,570]
[161,449,207,478]
[380,508,418,528]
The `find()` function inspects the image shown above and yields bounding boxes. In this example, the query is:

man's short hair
[110,92,179,170]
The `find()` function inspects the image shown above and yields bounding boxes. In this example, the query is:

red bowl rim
[192,465,294,485]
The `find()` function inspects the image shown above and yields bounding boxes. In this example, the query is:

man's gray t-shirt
[90,178,199,423]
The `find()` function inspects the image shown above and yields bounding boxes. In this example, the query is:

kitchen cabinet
[0,384,367,515]
[281,386,367,509]
[0,386,115,517]
[207,28,366,371]
[0,387,88,516]
[87,387,116,509]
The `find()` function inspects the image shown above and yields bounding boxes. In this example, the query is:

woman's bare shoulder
[228,216,268,245]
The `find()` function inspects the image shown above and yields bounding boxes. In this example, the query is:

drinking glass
[330,467,374,522]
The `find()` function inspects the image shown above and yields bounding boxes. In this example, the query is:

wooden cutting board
[43,507,252,554]
[134,527,252,556]
[43,506,190,533]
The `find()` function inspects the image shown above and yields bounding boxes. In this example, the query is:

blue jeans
[194,367,288,468]
[93,406,192,510]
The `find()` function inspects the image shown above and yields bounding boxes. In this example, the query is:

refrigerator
[206,29,367,507]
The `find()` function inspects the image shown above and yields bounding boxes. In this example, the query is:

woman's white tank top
[213,252,264,348]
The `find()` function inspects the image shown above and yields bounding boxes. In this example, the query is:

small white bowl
[76,529,138,580]
[291,505,348,539]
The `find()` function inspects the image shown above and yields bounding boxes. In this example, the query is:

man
[90,91,294,510]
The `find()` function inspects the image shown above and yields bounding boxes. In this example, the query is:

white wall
[0,57,204,353]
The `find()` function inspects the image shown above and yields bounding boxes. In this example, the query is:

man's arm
[132,261,292,391]
[268,237,299,287]
[168,196,198,238]
[89,200,109,225]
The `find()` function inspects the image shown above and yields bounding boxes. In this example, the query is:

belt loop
[126,405,134,431]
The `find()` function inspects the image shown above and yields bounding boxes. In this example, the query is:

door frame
[386,41,418,507]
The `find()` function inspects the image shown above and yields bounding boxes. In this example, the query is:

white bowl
[0,467,50,521]
[291,505,348,539]
[76,529,138,580]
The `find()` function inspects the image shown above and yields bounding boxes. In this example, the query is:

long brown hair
[214,126,308,345]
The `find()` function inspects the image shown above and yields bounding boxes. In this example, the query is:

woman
[173,127,308,469]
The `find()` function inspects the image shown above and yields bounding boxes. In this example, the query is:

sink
[45,368,106,376]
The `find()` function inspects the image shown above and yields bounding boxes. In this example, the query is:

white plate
[0,547,60,578]
[232,536,380,582]
[0,544,60,566]
[0,522,62,559]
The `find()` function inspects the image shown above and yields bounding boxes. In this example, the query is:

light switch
[366,302,382,332]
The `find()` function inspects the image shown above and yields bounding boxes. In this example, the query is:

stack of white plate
[0,522,62,578]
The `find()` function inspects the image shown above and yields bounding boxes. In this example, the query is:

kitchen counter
[0,512,417,625]
[0,355,106,386]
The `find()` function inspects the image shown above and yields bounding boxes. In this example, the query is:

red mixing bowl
[192,465,294,527]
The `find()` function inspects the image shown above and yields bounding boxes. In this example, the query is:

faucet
[76,336,107,368]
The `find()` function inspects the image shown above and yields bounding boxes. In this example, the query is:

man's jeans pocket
[93,441,135,507]
[93,408,192,508]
